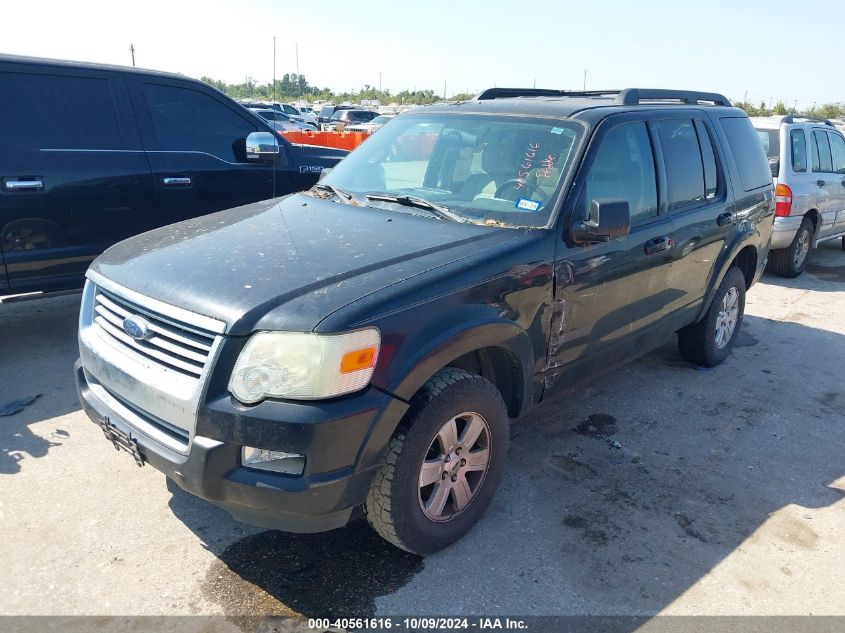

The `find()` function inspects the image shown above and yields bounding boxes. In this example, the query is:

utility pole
[379,71,382,94]
[583,69,587,91]
[743,90,747,103]
[129,43,135,67]
[443,80,447,99]
[295,42,301,102]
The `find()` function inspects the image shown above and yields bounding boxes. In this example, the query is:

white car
[345,115,395,133]
[248,108,316,132]
[292,105,319,128]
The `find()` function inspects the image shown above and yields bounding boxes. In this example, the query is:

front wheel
[364,368,509,555]
[678,266,746,367]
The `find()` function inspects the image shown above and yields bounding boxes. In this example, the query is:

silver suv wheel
[418,411,491,522]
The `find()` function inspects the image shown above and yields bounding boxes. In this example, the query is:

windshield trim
[328,110,589,230]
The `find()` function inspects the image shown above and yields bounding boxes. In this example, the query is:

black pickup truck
[0,54,345,298]
[76,88,774,554]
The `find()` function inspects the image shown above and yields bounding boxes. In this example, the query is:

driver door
[546,115,675,391]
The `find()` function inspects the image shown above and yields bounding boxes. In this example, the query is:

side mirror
[318,168,332,181]
[571,198,631,243]
[245,131,280,162]
[769,157,780,178]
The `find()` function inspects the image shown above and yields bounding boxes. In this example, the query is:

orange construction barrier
[281,130,371,151]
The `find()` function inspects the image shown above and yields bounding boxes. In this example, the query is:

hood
[90,194,517,335]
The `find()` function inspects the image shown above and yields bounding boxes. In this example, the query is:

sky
[3,0,843,109]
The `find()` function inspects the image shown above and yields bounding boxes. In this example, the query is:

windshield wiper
[310,182,359,205]
[364,193,465,223]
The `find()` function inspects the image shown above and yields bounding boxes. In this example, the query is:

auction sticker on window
[515,198,542,212]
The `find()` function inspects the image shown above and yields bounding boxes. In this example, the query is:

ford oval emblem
[122,316,151,341]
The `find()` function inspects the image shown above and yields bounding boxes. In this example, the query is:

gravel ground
[0,241,843,624]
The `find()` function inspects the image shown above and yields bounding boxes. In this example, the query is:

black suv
[0,55,345,299]
[76,88,774,554]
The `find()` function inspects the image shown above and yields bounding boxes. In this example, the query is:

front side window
[657,119,706,211]
[790,129,807,172]
[143,83,257,161]
[576,121,658,228]
[827,132,845,174]
[322,113,583,228]
[813,130,832,173]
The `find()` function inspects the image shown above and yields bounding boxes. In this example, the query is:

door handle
[4,178,43,191]
[716,211,735,227]
[162,176,192,186]
[817,179,826,187]
[644,235,672,255]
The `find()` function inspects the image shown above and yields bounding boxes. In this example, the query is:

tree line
[199,74,844,118]
[199,73,473,105]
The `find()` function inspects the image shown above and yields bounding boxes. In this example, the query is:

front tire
[364,368,509,555]
[678,266,746,367]
[769,216,813,277]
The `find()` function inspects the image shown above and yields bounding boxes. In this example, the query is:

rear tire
[678,266,746,367]
[364,368,509,555]
[769,216,813,277]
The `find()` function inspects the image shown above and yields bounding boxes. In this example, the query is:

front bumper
[770,215,804,250]
[75,359,406,533]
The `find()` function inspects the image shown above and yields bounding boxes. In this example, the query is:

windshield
[321,112,583,227]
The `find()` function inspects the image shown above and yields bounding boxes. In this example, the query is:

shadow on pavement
[0,293,81,474]
[164,313,843,623]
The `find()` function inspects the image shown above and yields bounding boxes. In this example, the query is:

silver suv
[752,115,845,277]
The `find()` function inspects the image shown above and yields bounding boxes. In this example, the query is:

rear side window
[790,129,807,172]
[695,120,719,200]
[829,132,845,174]
[657,119,706,211]
[579,121,658,228]
[0,71,123,149]
[720,117,771,191]
[754,128,779,159]
[813,130,832,172]
[143,83,256,161]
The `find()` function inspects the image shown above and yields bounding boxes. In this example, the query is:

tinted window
[657,119,705,211]
[790,129,807,172]
[696,120,719,200]
[814,130,833,172]
[0,72,123,149]
[754,128,779,158]
[143,83,256,161]
[829,132,845,174]
[579,121,658,228]
[720,117,772,190]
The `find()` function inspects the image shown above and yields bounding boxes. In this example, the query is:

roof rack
[475,87,732,107]
[781,115,834,127]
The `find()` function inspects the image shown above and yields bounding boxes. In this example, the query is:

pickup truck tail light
[774,183,793,217]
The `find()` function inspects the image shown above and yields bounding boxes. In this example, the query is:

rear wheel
[769,216,813,277]
[364,368,509,555]
[678,266,746,367]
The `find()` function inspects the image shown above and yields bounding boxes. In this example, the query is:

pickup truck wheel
[364,368,509,555]
[678,266,746,367]
[768,217,813,277]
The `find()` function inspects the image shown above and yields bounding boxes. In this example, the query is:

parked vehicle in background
[247,108,317,132]
[293,105,319,127]
[345,114,394,133]
[0,54,346,299]
[77,87,772,555]
[318,103,354,128]
[751,115,845,277]
[328,108,379,130]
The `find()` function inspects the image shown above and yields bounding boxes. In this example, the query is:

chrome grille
[92,287,216,378]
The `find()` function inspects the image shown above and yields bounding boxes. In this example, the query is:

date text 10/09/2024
[307,617,529,630]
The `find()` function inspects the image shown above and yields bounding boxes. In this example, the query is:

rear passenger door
[825,130,845,233]
[654,114,732,330]
[810,128,839,238]
[0,65,155,293]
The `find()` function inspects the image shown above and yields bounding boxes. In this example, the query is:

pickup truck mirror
[769,157,780,178]
[245,132,280,163]
[571,198,631,243]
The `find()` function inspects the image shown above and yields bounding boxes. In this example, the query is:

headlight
[228,329,380,403]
